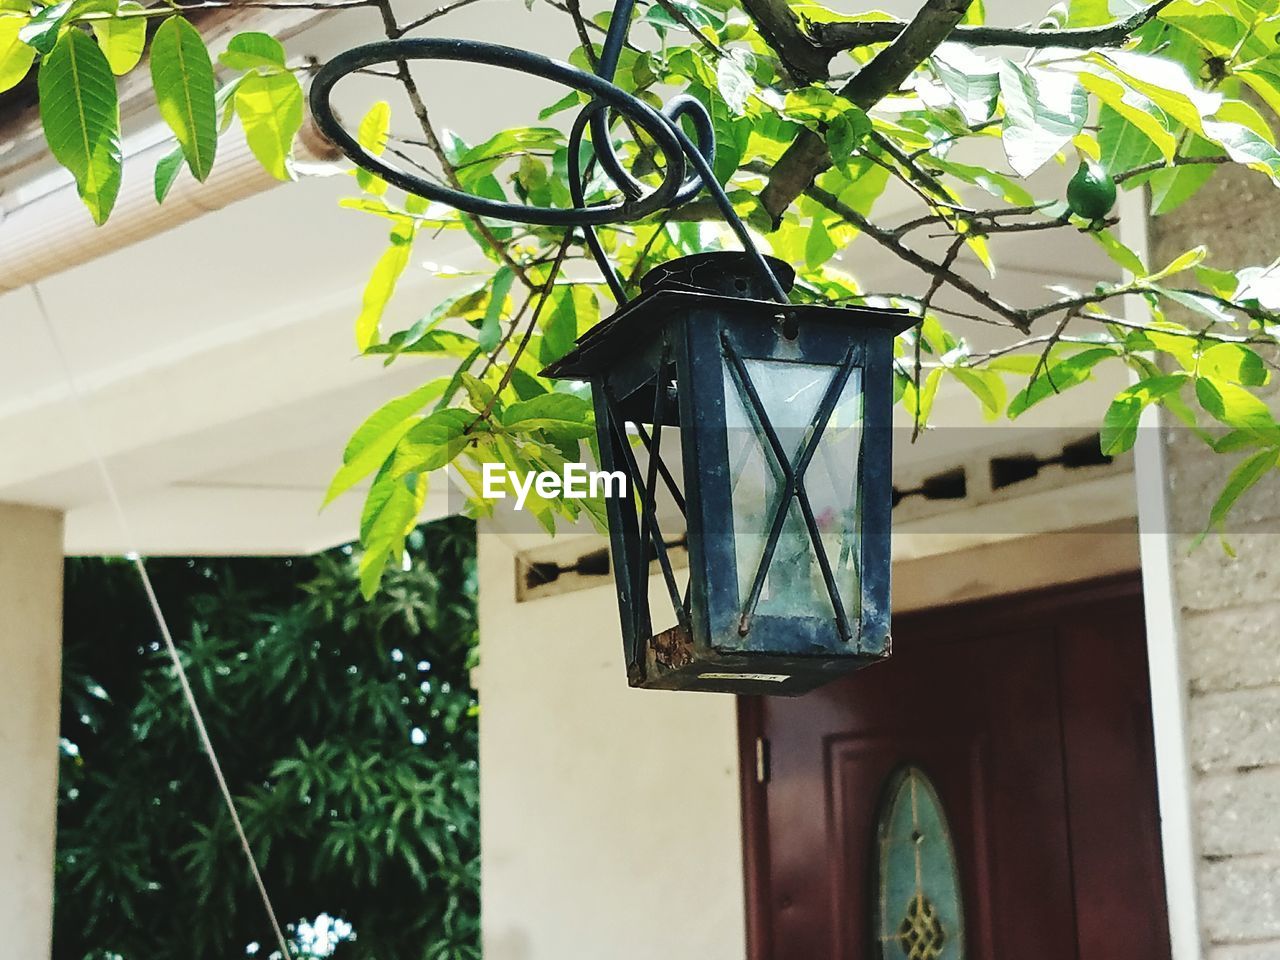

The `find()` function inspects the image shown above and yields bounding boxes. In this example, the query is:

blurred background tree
[53,517,479,960]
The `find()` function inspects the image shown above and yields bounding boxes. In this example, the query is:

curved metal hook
[309,38,688,227]
[308,29,789,304]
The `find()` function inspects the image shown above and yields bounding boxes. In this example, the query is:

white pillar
[0,503,64,960]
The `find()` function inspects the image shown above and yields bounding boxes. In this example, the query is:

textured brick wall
[1150,164,1280,957]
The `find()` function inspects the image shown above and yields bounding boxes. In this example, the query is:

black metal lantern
[542,252,913,696]
[310,0,916,696]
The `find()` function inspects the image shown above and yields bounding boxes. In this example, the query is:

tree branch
[810,0,1175,52]
[399,0,488,35]
[738,0,830,82]
[653,0,731,61]
[86,0,374,19]
[1115,153,1231,183]
[373,0,536,289]
[807,184,1031,332]
[467,234,573,432]
[758,0,973,227]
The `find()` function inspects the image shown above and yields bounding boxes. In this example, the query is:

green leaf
[928,156,1035,205]
[20,1,71,55]
[433,347,483,412]
[153,143,183,202]
[1087,79,1177,171]
[477,266,514,353]
[393,408,473,477]
[986,353,1052,375]
[1239,61,1280,118]
[217,31,284,71]
[150,16,216,181]
[1208,447,1279,532]
[1091,51,1220,136]
[1215,98,1275,145]
[460,373,496,415]
[1234,264,1280,309]
[1148,136,1221,214]
[90,1,145,75]
[716,54,752,116]
[1007,347,1116,418]
[1195,376,1279,436]
[1067,0,1109,26]
[1091,228,1147,276]
[325,378,450,505]
[1152,284,1236,323]
[1159,0,1248,58]
[355,231,414,351]
[1198,342,1269,387]
[782,87,870,163]
[539,284,594,365]
[1201,118,1280,183]
[1100,373,1188,454]
[234,68,302,180]
[356,100,390,195]
[0,14,35,93]
[359,470,428,599]
[950,367,1006,420]
[827,110,870,165]
[931,43,999,125]
[538,90,587,120]
[21,0,115,54]
[500,393,593,436]
[1212,429,1263,453]
[999,61,1087,176]
[38,28,121,224]
[1145,244,1206,282]
[902,367,943,429]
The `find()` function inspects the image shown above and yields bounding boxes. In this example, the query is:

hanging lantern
[310,14,914,696]
[542,252,913,695]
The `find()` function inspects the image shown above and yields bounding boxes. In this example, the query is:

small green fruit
[1067,159,1117,222]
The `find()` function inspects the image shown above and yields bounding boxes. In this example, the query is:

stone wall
[1150,164,1280,957]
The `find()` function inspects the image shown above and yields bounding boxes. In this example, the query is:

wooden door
[739,576,1170,960]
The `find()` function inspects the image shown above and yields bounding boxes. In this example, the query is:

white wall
[0,503,64,960]
[476,527,746,960]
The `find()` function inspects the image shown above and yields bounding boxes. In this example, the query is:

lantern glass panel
[722,356,864,627]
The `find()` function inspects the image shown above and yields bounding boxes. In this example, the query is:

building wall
[475,529,746,960]
[1150,166,1280,957]
[0,503,64,960]
[475,515,1146,957]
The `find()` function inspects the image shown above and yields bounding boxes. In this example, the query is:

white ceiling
[0,0,1132,555]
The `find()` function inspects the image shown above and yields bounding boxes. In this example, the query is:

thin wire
[29,283,294,960]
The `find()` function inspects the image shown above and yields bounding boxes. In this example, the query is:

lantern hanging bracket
[308,0,789,304]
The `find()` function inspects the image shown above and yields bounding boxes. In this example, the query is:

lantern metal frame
[545,254,913,695]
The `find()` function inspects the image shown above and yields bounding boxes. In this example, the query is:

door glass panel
[873,766,966,960]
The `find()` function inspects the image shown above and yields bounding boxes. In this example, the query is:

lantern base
[629,625,891,696]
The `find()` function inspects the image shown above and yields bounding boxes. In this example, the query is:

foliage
[10,0,1280,591]
[53,518,480,960]
[1,3,303,221]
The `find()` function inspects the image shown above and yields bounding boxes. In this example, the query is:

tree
[54,518,480,960]
[5,0,1280,592]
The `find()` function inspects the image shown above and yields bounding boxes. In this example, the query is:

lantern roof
[542,252,916,381]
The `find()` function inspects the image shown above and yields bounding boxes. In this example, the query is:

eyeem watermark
[482,462,627,510]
